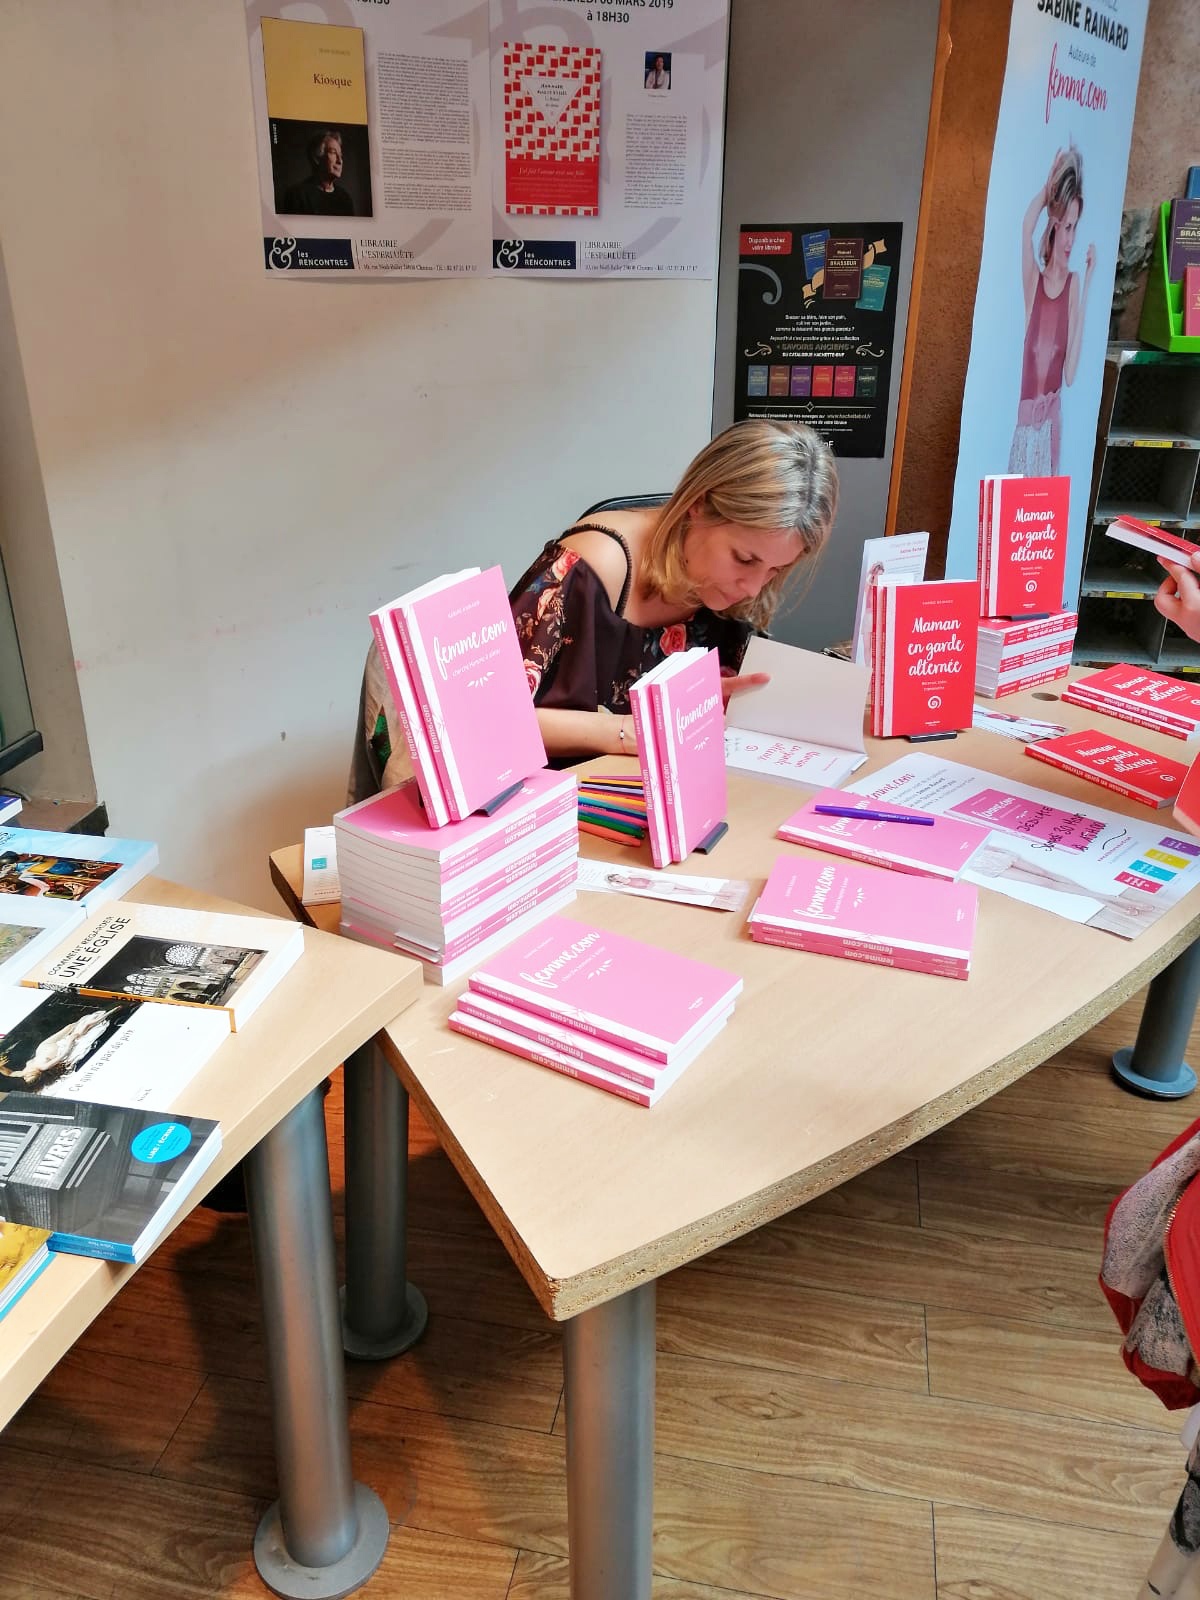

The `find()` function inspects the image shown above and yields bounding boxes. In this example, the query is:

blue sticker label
[1130,859,1174,883]
[131,1121,193,1164]
[312,856,327,870]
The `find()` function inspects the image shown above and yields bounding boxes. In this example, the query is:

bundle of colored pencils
[577,773,647,847]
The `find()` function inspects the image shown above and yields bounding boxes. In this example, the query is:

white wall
[0,0,716,907]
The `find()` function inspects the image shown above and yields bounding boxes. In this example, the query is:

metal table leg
[563,1281,656,1600]
[341,1039,428,1359]
[246,1085,390,1600]
[1114,936,1200,1099]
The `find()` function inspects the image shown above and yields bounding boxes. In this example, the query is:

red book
[1063,686,1199,743]
[871,579,977,737]
[1025,729,1190,809]
[979,476,1069,618]
[1104,515,1200,568]
[978,611,1078,650]
[987,661,1071,698]
[1066,666,1200,733]
[1174,750,1200,835]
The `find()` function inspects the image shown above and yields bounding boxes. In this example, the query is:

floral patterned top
[509,529,754,720]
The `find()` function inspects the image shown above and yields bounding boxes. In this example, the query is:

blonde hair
[1041,145,1084,268]
[642,419,838,630]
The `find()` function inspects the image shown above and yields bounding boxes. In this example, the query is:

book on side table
[0,1092,221,1264]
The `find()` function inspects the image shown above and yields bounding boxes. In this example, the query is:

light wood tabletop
[0,873,422,1429]
[273,677,1200,1322]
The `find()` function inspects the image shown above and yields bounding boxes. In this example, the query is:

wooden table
[271,677,1200,1600]
[0,873,421,1600]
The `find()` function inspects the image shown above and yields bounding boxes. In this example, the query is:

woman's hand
[1084,242,1096,279]
[1155,556,1200,642]
[720,672,769,710]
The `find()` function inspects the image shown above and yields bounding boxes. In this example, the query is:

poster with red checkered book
[503,42,601,216]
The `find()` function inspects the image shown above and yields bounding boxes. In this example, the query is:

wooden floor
[2,989,1195,1599]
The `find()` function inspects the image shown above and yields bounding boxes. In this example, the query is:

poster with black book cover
[734,222,903,457]
[0,1093,221,1264]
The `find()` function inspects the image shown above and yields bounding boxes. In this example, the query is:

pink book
[1062,688,1197,743]
[1065,666,1200,732]
[648,671,682,861]
[468,913,743,1062]
[447,1010,694,1108]
[776,789,990,881]
[338,817,577,920]
[456,989,732,1091]
[368,605,451,827]
[383,860,579,962]
[749,923,969,980]
[873,580,977,737]
[655,648,727,858]
[749,855,977,964]
[395,566,548,821]
[335,769,575,878]
[1025,730,1189,809]
[341,884,578,987]
[629,675,672,868]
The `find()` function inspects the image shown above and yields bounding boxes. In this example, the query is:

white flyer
[302,826,341,906]
[576,855,748,912]
[851,532,929,666]
[845,753,1200,938]
[972,705,1069,745]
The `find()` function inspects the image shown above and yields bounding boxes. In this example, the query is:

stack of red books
[1064,665,1200,743]
[975,612,1077,698]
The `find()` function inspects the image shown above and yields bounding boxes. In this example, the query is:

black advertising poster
[734,223,903,457]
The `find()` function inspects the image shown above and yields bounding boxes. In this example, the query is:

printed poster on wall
[246,0,728,279]
[944,0,1148,603]
[733,224,903,457]
[488,0,728,277]
[247,0,492,276]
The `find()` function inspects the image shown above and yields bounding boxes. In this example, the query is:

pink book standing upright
[396,566,548,822]
[629,670,673,869]
[468,913,743,1062]
[655,649,727,858]
[369,597,456,828]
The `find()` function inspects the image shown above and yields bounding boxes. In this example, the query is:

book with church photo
[21,904,304,1033]
[0,1092,221,1265]
[0,827,157,911]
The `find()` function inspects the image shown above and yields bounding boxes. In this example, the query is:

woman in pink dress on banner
[1009,144,1096,476]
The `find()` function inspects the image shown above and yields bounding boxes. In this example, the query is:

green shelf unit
[1139,202,1200,355]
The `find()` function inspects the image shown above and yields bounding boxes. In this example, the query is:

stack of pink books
[776,790,990,881]
[747,855,977,980]
[447,914,743,1106]
[370,566,548,825]
[975,612,1077,698]
[1064,665,1200,743]
[334,770,578,984]
[629,647,727,867]
[977,474,1069,619]
[1025,729,1189,809]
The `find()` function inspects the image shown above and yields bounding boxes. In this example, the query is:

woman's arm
[536,707,636,761]
[1063,245,1095,387]
[1021,152,1059,325]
